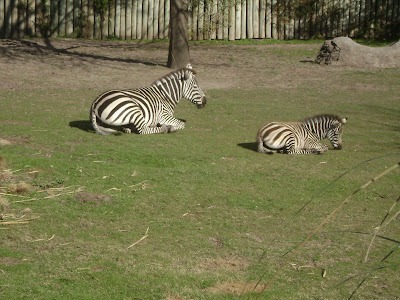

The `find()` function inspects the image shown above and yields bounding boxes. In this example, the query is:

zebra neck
[304,121,328,140]
[152,79,183,107]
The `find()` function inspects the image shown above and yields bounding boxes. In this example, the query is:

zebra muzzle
[197,97,207,109]
[334,144,342,150]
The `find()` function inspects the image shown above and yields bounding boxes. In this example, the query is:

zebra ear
[185,63,193,70]
[341,117,348,124]
[183,69,193,81]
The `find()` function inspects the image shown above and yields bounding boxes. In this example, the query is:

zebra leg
[159,115,185,131]
[138,124,173,134]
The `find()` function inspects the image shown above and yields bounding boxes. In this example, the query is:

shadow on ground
[69,120,94,133]
[237,142,258,152]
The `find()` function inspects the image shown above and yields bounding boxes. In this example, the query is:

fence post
[229,0,235,40]
[142,0,148,39]
[253,0,259,38]
[247,0,253,38]
[259,0,266,38]
[235,0,241,39]
[148,0,154,39]
[241,0,246,38]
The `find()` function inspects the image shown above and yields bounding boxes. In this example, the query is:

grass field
[0,39,399,299]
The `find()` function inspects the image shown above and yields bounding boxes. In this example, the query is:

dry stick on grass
[12,187,84,204]
[241,155,400,297]
[252,162,399,300]
[0,217,40,225]
[365,196,400,262]
[127,227,149,249]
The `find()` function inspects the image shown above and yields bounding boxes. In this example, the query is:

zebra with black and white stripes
[90,64,206,135]
[256,114,348,154]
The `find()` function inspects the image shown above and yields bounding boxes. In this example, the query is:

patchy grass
[0,41,399,299]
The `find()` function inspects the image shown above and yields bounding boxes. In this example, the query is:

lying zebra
[256,114,347,154]
[90,64,206,135]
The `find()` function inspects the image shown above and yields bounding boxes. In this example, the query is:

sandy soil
[0,38,329,93]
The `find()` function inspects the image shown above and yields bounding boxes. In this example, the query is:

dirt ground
[0,38,334,93]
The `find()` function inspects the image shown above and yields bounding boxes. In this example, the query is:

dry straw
[250,161,399,299]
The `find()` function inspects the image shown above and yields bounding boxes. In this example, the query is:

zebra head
[327,117,347,150]
[182,64,207,109]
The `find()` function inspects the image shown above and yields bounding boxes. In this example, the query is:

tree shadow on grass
[237,142,258,152]
[69,120,94,133]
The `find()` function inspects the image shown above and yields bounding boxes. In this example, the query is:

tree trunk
[167,0,190,69]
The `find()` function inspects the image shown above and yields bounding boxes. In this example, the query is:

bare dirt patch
[0,38,326,93]
[207,280,266,295]
[76,192,112,205]
[199,256,251,272]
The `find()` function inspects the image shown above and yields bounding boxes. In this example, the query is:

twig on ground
[365,196,400,262]
[127,227,149,249]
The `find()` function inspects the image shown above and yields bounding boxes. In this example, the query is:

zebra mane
[302,114,343,124]
[151,67,197,86]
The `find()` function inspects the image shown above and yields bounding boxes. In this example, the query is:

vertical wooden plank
[216,0,222,39]
[81,0,87,37]
[26,0,35,36]
[164,0,169,38]
[198,0,204,40]
[115,0,120,37]
[153,0,158,39]
[0,0,4,37]
[191,1,197,40]
[142,0,148,39]
[247,0,253,38]
[88,0,95,38]
[66,0,73,36]
[17,0,24,38]
[241,0,246,39]
[4,0,11,37]
[132,0,138,38]
[259,0,266,38]
[137,0,142,38]
[158,0,164,38]
[204,0,210,39]
[50,0,58,37]
[289,0,294,38]
[235,0,241,39]
[223,0,228,38]
[229,0,235,40]
[72,0,79,37]
[126,0,132,39]
[148,0,154,39]
[35,0,42,37]
[266,0,271,38]
[94,7,101,38]
[211,0,217,39]
[271,0,277,38]
[59,0,66,36]
[108,0,115,37]
[10,0,18,37]
[121,0,126,39]
[253,0,259,38]
[103,0,109,39]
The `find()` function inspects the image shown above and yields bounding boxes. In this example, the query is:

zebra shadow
[237,142,258,152]
[69,120,94,133]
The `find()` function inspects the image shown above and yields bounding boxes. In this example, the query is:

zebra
[256,114,348,154]
[90,64,206,135]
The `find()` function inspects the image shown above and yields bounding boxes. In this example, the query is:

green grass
[0,46,399,299]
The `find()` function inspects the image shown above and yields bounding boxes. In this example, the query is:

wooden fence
[0,0,399,40]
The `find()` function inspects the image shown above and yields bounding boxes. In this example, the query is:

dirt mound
[316,37,400,68]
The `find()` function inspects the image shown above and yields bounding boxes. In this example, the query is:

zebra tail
[90,106,117,135]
